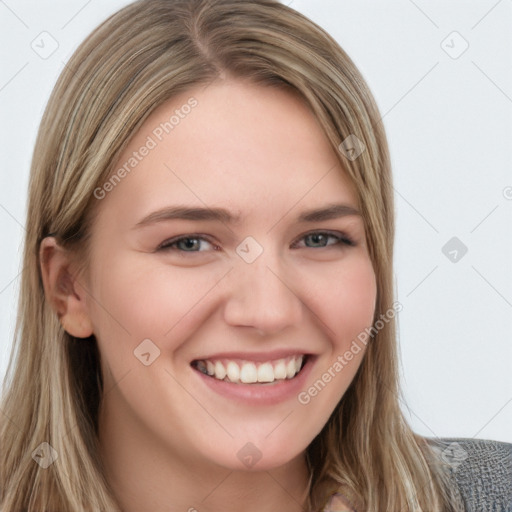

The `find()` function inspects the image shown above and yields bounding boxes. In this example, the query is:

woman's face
[84,78,377,471]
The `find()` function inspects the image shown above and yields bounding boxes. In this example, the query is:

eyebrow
[133,203,361,229]
[298,203,361,222]
[133,206,239,228]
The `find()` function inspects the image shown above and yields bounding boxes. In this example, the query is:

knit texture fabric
[428,437,512,512]
[322,437,512,511]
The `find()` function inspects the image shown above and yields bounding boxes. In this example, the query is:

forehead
[96,79,359,225]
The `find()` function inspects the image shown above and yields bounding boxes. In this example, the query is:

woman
[0,1,510,511]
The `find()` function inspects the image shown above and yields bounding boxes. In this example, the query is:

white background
[1,0,511,443]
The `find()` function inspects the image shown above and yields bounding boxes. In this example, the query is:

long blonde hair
[0,1,464,510]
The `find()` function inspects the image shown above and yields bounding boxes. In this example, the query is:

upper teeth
[195,355,304,384]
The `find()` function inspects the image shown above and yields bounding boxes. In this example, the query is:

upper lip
[191,349,313,363]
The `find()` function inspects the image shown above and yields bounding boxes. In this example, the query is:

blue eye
[157,231,355,253]
[158,236,215,252]
[294,231,355,249]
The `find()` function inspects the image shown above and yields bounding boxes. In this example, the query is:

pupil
[309,234,326,247]
[181,238,198,250]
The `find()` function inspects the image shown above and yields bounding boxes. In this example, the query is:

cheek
[294,255,376,420]
[335,260,377,342]
[86,252,227,362]
[300,254,377,345]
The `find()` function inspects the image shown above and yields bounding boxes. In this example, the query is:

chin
[202,436,309,472]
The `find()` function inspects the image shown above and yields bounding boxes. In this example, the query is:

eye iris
[178,238,200,251]
[307,233,328,247]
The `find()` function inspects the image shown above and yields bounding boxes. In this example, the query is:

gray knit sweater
[429,437,512,512]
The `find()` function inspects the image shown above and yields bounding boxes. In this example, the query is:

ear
[39,236,94,339]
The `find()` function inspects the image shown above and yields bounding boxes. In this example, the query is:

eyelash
[157,231,356,253]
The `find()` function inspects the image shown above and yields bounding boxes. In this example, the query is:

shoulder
[426,436,512,512]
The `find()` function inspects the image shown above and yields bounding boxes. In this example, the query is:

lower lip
[192,356,316,405]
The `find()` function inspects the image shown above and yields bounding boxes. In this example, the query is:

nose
[222,256,304,336]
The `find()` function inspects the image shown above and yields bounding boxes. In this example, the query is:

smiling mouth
[191,354,308,384]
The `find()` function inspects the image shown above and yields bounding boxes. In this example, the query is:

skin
[40,78,375,512]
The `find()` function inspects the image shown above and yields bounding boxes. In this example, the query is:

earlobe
[60,313,94,339]
[39,237,94,339]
